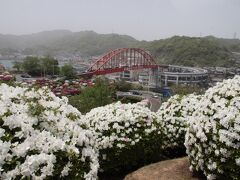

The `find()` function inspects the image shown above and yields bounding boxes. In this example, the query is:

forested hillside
[144,36,235,67]
[0,30,239,67]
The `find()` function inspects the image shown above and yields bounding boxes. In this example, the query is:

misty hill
[0,30,239,67]
[0,30,138,56]
[0,30,72,49]
[205,36,240,52]
[49,31,139,56]
[145,36,236,67]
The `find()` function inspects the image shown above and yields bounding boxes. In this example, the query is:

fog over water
[0,0,239,40]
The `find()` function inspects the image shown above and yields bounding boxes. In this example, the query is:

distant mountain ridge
[0,30,239,67]
[0,30,138,56]
[0,30,72,49]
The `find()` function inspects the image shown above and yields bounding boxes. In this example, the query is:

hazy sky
[0,0,239,40]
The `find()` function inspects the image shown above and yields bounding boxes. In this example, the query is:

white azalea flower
[185,76,240,179]
[0,84,99,180]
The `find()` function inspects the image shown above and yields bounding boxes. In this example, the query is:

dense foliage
[60,64,76,79]
[84,102,164,173]
[68,78,115,114]
[185,76,240,179]
[12,61,22,72]
[157,94,201,155]
[206,36,240,53]
[0,84,99,179]
[170,84,206,96]
[21,56,59,76]
[145,36,234,67]
[114,80,143,92]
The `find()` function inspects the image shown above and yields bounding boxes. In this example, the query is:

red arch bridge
[80,48,167,77]
[79,48,209,86]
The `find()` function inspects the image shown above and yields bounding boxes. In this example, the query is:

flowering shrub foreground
[157,94,201,155]
[84,102,164,173]
[185,76,240,179]
[2,75,240,180]
[0,84,98,180]
[0,83,165,179]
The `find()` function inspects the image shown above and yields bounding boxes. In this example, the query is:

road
[141,92,162,112]
[116,90,162,112]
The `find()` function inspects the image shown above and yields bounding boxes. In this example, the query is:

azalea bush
[185,76,240,179]
[0,84,99,180]
[157,94,201,156]
[84,102,163,173]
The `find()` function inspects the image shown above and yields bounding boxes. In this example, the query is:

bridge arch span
[86,48,158,75]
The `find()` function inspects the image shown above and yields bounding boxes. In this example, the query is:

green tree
[170,84,205,95]
[22,56,41,76]
[12,61,23,72]
[60,64,76,79]
[68,78,115,114]
[41,56,59,76]
[22,56,60,77]
[114,80,144,91]
[115,80,133,92]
